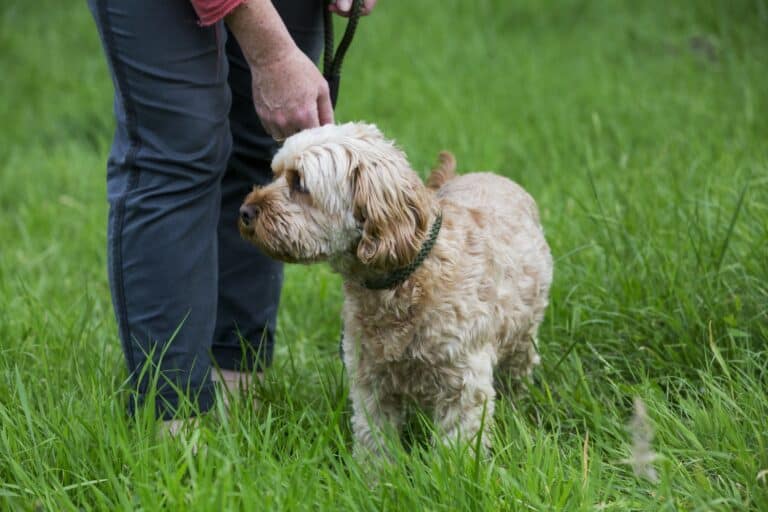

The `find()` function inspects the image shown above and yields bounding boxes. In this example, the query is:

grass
[1,0,767,509]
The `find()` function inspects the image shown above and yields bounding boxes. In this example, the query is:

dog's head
[239,122,432,270]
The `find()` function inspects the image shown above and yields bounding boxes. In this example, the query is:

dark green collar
[363,213,443,290]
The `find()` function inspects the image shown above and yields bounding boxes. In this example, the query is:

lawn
[1,0,767,510]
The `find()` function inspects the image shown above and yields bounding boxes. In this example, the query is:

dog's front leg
[433,349,496,449]
[349,383,404,460]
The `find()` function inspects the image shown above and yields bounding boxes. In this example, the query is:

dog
[238,122,553,456]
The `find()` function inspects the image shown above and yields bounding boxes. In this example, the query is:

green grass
[1,0,767,509]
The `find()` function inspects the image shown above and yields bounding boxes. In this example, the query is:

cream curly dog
[238,122,552,455]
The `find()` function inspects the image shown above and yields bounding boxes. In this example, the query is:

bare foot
[160,417,202,454]
[212,369,263,410]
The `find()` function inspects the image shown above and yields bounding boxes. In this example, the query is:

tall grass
[1,0,767,509]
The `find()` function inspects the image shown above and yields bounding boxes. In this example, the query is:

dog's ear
[351,160,431,270]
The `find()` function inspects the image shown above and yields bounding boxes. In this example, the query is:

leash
[323,0,364,108]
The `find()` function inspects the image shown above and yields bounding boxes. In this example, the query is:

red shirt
[190,0,244,26]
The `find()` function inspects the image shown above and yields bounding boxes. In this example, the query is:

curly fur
[239,122,553,455]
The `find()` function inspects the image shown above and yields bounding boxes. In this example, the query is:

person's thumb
[335,0,352,12]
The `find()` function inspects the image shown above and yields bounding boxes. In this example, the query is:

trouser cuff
[211,340,274,373]
[128,381,217,421]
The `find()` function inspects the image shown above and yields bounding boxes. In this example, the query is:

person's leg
[88,0,231,418]
[212,0,325,373]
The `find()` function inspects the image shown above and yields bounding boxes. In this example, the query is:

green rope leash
[323,0,364,107]
[363,213,443,290]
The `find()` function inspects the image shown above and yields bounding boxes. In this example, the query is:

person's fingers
[361,0,377,15]
[251,49,334,141]
[270,103,320,141]
[335,0,352,13]
[330,0,376,16]
[266,112,289,141]
[289,104,320,134]
[317,84,334,126]
[258,115,278,140]
[328,6,349,17]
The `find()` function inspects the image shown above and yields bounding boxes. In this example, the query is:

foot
[162,418,192,437]
[160,417,203,454]
[212,369,262,410]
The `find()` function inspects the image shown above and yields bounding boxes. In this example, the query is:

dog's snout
[239,203,259,226]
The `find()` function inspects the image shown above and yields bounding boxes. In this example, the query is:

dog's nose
[239,203,259,226]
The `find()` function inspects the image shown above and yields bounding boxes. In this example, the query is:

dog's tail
[426,151,457,190]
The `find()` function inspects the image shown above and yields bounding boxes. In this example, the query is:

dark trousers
[88,0,324,418]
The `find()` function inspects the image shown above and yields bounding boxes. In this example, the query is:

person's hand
[250,47,333,141]
[226,0,334,141]
[329,0,378,17]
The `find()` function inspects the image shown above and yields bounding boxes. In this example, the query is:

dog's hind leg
[499,325,541,377]
[495,327,541,395]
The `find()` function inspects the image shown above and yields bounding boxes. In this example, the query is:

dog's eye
[289,172,308,195]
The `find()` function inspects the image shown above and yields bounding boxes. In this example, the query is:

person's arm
[225,0,333,140]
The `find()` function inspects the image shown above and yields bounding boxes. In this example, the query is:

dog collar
[363,213,443,290]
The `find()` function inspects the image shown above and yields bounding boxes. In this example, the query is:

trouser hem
[128,382,217,421]
[211,340,274,373]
